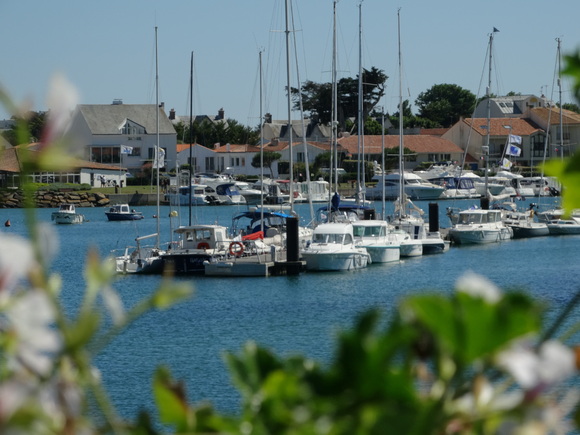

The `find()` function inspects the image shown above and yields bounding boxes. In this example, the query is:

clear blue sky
[1,0,579,129]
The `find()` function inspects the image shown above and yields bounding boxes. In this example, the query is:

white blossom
[0,233,35,297]
[497,339,576,390]
[42,73,79,148]
[455,271,501,303]
[6,290,62,376]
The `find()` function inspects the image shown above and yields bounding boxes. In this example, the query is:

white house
[472,95,553,119]
[66,101,177,175]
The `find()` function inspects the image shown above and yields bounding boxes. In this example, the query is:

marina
[1,196,578,417]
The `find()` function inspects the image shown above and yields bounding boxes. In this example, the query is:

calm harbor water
[1,196,579,419]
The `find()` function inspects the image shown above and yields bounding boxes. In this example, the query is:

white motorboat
[236,181,263,205]
[298,179,330,203]
[428,175,480,199]
[352,220,400,263]
[51,203,85,224]
[495,171,536,197]
[194,174,246,205]
[366,172,445,201]
[547,217,580,235]
[165,184,209,206]
[487,176,517,197]
[503,210,549,239]
[448,209,513,245]
[114,233,164,274]
[302,222,370,271]
[535,207,580,223]
[160,224,247,274]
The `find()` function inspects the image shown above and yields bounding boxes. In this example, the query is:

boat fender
[229,241,244,257]
[197,242,210,250]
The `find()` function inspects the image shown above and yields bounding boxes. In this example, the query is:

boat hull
[161,252,214,274]
[51,212,84,224]
[302,251,369,271]
[105,213,144,221]
[363,245,400,263]
[449,227,512,244]
[509,224,549,238]
[547,220,580,235]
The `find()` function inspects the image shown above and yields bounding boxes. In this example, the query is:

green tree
[2,111,47,145]
[291,67,388,133]
[251,151,281,178]
[562,102,580,114]
[415,83,476,127]
[183,119,259,148]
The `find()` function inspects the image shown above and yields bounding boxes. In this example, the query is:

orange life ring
[229,241,244,257]
[197,242,210,250]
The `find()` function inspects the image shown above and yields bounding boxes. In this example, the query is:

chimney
[159,102,165,109]
[213,142,220,150]
[169,108,176,120]
[112,99,123,105]
[217,108,225,120]
[226,143,230,152]
[264,113,272,124]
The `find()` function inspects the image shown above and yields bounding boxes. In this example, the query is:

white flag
[505,144,522,157]
[501,158,513,170]
[120,145,133,155]
[508,134,522,145]
[153,147,165,169]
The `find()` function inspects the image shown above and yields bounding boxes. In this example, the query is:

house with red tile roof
[443,117,547,169]
[337,134,465,171]
[527,107,580,158]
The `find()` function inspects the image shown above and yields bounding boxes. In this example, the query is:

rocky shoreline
[0,189,110,208]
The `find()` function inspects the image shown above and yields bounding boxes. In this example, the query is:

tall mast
[397,9,404,213]
[188,51,194,226]
[259,50,265,233]
[356,1,363,204]
[332,0,339,193]
[557,37,564,160]
[484,28,497,196]
[285,0,294,212]
[155,26,160,246]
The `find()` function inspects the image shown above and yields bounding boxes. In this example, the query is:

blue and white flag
[120,145,133,155]
[506,144,522,157]
[509,134,522,145]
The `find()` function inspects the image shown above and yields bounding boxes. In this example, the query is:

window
[91,146,120,164]
[206,157,215,171]
[130,147,141,157]
[297,152,305,162]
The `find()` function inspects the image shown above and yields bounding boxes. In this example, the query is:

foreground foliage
[2,49,580,435]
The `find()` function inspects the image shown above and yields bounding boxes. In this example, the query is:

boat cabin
[173,225,229,250]
[457,210,502,225]
[311,223,355,245]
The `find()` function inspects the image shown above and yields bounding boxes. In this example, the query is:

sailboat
[387,11,447,256]
[114,27,165,274]
[301,1,371,271]
[448,28,513,245]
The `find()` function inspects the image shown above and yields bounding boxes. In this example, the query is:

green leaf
[153,366,189,430]
[151,282,193,310]
[543,153,580,216]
